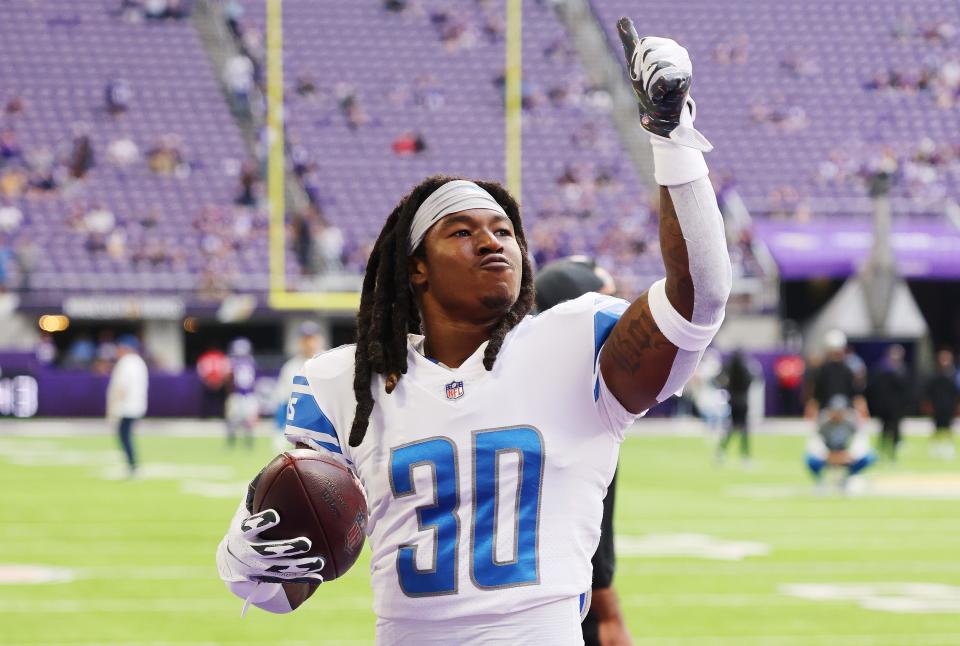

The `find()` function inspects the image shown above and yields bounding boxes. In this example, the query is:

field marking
[617,560,960,576]
[99,463,235,481]
[617,534,770,560]
[730,474,960,500]
[179,480,248,498]
[0,439,244,502]
[0,564,74,584]
[781,582,960,614]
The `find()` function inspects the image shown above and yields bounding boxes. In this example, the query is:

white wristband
[650,135,709,186]
[647,278,723,351]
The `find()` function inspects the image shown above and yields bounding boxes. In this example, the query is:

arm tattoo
[600,187,693,412]
[658,186,694,319]
[605,293,672,375]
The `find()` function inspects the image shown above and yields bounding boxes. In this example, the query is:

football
[248,449,368,583]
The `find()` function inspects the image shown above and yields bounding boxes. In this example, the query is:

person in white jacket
[106,335,149,477]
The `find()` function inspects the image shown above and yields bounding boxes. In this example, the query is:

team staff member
[106,335,149,478]
[218,19,731,644]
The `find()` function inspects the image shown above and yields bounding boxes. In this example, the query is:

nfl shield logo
[445,380,464,400]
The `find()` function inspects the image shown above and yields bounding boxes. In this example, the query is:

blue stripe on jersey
[312,439,343,455]
[594,300,628,402]
[292,375,309,386]
[579,592,586,613]
[286,392,339,444]
[593,302,629,367]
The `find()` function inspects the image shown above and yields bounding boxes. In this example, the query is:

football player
[225,337,258,449]
[272,322,327,450]
[218,18,731,644]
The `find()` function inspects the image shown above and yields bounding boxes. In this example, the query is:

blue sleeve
[283,373,348,461]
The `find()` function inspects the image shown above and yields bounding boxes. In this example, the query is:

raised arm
[600,19,732,414]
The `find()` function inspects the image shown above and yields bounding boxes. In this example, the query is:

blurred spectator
[85,205,116,234]
[107,229,127,260]
[197,346,230,418]
[391,131,427,155]
[4,96,25,116]
[67,124,95,180]
[147,135,187,176]
[223,0,244,38]
[867,344,910,462]
[923,349,958,460]
[0,236,11,290]
[13,236,37,291]
[0,205,23,233]
[429,8,476,51]
[712,34,749,64]
[27,147,58,193]
[316,219,344,273]
[780,49,820,78]
[142,0,189,20]
[774,352,806,416]
[0,167,27,198]
[35,332,57,365]
[107,137,139,167]
[335,83,369,130]
[66,335,98,368]
[235,160,259,206]
[105,78,133,116]
[295,74,318,98]
[292,211,314,275]
[0,129,23,166]
[223,54,255,117]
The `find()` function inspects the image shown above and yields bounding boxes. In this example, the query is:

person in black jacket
[805,330,868,420]
[868,344,911,462]
[923,349,958,460]
[717,349,757,465]
[535,256,631,646]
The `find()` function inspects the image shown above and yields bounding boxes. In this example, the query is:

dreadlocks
[348,175,535,447]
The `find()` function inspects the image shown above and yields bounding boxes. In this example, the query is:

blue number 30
[388,427,544,596]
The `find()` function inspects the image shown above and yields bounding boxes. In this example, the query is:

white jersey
[283,294,638,638]
[106,353,148,419]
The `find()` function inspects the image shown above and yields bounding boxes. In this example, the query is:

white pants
[375,597,583,646]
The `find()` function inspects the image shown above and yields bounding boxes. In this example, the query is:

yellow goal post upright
[266,0,523,312]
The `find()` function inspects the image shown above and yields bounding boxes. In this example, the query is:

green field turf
[1,426,958,645]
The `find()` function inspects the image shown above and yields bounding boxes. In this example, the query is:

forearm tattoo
[657,186,694,319]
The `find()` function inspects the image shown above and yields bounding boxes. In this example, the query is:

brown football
[248,449,368,584]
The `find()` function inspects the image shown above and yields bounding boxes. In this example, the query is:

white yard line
[629,635,960,646]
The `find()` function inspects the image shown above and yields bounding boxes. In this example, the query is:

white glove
[217,504,326,585]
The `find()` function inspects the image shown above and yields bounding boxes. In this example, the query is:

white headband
[408,180,508,253]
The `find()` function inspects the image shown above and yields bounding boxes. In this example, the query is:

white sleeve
[283,372,353,468]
